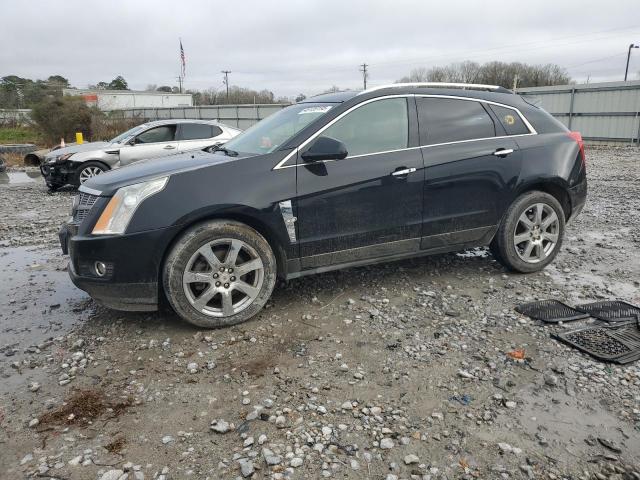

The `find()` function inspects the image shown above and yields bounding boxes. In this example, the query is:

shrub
[31,96,98,143]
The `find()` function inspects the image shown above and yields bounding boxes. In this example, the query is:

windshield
[110,124,148,144]
[223,103,334,155]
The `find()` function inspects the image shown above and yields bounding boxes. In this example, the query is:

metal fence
[517,80,640,145]
[113,104,289,130]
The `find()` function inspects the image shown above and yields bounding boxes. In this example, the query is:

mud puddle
[0,247,91,393]
[0,171,41,185]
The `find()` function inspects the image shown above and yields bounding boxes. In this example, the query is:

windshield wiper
[210,144,238,157]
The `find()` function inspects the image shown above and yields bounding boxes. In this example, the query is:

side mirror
[301,136,348,162]
[127,138,136,146]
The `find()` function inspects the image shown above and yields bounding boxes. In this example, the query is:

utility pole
[176,76,183,93]
[625,44,638,81]
[359,63,368,90]
[221,70,231,102]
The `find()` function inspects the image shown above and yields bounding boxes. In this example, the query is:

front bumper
[41,161,76,188]
[60,222,180,312]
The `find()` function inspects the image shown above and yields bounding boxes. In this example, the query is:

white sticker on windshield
[298,106,332,115]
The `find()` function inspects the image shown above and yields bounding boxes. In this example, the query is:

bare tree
[398,61,570,88]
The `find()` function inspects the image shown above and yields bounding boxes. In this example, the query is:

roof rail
[357,82,512,95]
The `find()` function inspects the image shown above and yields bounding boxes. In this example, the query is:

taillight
[567,131,585,167]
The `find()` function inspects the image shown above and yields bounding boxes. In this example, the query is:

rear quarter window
[180,124,222,140]
[489,105,530,135]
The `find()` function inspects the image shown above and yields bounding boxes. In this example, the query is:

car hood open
[82,150,245,196]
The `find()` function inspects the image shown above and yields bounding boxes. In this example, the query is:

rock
[68,455,82,466]
[210,419,230,433]
[162,435,174,444]
[29,382,40,392]
[275,415,287,428]
[262,448,282,465]
[187,362,198,373]
[239,459,254,477]
[28,418,39,428]
[20,454,33,465]
[380,438,395,449]
[290,457,303,468]
[350,459,360,470]
[100,470,125,480]
[544,373,559,387]
[404,454,419,464]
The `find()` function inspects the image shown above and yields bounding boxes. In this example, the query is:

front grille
[72,192,99,224]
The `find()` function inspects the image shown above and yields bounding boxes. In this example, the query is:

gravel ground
[0,147,639,480]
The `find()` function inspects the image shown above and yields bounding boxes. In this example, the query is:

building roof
[63,88,192,96]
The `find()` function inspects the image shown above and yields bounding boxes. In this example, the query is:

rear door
[416,96,524,249]
[119,124,178,166]
[295,96,424,269]
[177,123,224,152]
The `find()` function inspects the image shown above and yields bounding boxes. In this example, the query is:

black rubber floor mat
[576,301,640,323]
[553,323,640,364]
[515,300,590,323]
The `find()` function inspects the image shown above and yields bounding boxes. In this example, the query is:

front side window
[417,98,495,145]
[110,124,147,144]
[322,98,408,157]
[489,105,530,136]
[223,103,334,155]
[135,125,176,144]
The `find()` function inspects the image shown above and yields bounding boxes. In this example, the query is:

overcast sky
[3,0,639,97]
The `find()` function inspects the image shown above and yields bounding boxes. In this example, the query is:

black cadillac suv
[59,83,587,328]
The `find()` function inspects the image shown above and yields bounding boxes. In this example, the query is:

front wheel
[163,220,277,328]
[75,161,107,186]
[490,191,565,273]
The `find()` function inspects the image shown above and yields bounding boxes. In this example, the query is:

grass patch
[0,127,43,145]
[1,152,27,167]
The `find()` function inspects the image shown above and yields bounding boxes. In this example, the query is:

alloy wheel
[79,166,104,183]
[513,202,560,264]
[182,238,264,317]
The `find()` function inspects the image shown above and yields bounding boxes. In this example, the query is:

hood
[45,141,112,158]
[83,150,245,196]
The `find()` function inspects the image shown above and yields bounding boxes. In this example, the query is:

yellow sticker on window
[504,114,515,125]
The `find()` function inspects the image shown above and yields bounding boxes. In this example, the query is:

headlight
[92,177,168,235]
[54,153,74,163]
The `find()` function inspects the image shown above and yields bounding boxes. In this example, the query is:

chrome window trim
[272,94,536,170]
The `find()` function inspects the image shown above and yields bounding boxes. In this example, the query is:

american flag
[180,39,186,77]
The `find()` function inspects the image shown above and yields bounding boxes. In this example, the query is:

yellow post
[75,132,84,144]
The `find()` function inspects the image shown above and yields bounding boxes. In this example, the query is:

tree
[108,76,129,90]
[156,85,173,92]
[47,75,70,87]
[145,84,158,91]
[295,93,307,102]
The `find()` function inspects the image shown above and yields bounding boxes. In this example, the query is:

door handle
[391,167,417,176]
[163,145,176,150]
[493,148,514,157]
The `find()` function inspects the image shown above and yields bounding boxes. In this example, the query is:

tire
[163,220,277,328]
[491,191,565,273]
[74,161,107,186]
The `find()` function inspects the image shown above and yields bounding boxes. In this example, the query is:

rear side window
[179,123,223,140]
[322,98,408,157]
[135,125,176,144]
[489,105,530,135]
[417,98,495,145]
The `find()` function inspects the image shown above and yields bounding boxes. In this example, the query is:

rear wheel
[75,161,107,186]
[163,220,277,328]
[491,191,565,273]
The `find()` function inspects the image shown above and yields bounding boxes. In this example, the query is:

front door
[416,96,523,249]
[119,124,178,166]
[295,96,424,269]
